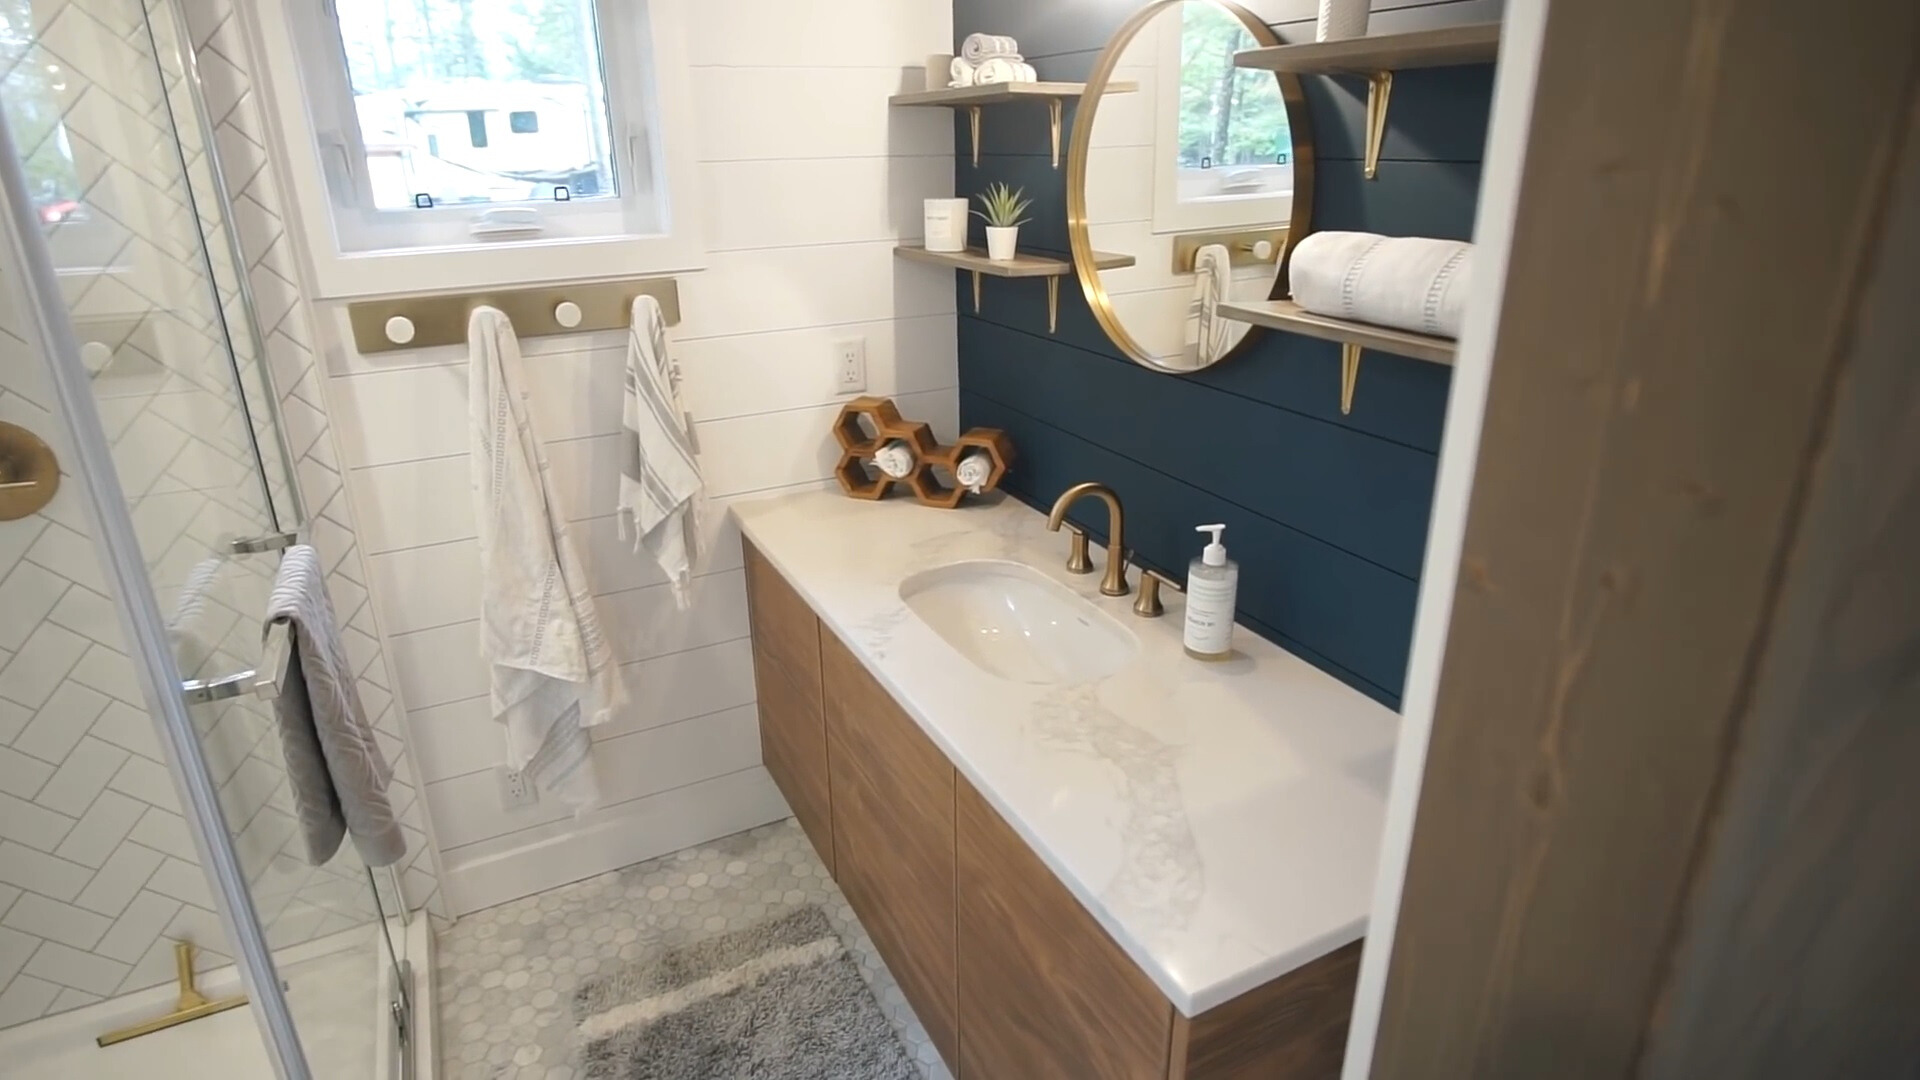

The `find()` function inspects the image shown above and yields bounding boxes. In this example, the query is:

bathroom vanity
[734,490,1399,1078]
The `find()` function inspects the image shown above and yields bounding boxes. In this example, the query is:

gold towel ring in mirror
[0,421,60,521]
[1066,0,1315,372]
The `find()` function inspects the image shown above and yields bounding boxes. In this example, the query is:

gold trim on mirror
[1170,228,1292,273]
[1066,1,1315,373]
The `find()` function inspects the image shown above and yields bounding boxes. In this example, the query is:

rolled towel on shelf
[873,439,915,479]
[949,56,977,87]
[1289,231,1475,340]
[1012,61,1038,82]
[961,32,1022,65]
[974,57,1020,85]
[955,451,994,494]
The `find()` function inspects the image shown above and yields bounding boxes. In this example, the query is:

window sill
[306,232,706,300]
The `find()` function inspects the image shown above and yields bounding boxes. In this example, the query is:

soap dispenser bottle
[1184,524,1239,660]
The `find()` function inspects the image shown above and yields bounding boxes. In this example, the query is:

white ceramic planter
[985,225,1019,261]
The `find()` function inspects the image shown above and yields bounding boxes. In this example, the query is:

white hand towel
[1289,231,1475,339]
[469,306,624,813]
[948,57,977,88]
[1187,243,1236,367]
[617,295,707,611]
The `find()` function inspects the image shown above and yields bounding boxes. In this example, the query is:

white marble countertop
[732,489,1400,1016]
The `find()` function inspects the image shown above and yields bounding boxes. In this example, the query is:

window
[0,6,128,271]
[255,0,703,296]
[1150,5,1295,233]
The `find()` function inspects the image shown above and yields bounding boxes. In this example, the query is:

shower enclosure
[0,0,420,1076]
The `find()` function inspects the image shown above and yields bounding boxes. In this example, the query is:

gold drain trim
[97,941,248,1047]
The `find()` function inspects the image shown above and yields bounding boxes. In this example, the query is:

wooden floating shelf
[895,244,1135,334]
[888,81,1137,167]
[1234,23,1501,180]
[1218,299,1456,416]
[1233,23,1500,75]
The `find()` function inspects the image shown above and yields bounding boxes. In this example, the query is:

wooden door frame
[1347,0,1920,1077]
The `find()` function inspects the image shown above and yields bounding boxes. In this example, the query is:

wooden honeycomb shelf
[831,396,1013,508]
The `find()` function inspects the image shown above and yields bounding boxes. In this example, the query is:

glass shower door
[0,0,400,1075]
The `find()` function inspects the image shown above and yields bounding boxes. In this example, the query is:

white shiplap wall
[318,0,959,914]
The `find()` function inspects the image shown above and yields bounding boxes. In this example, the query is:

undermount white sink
[899,560,1138,686]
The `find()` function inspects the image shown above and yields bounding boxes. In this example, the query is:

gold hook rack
[346,276,681,354]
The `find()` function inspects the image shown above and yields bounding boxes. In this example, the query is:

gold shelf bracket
[1340,343,1363,414]
[971,270,983,313]
[98,941,247,1046]
[1046,277,1060,333]
[1364,71,1393,180]
[969,105,982,166]
[1047,97,1064,168]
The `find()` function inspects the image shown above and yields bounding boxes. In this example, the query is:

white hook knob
[1250,239,1275,261]
[553,300,583,329]
[384,315,416,345]
[79,341,113,375]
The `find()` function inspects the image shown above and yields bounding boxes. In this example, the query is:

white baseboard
[440,767,793,916]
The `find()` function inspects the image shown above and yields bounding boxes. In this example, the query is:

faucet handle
[1063,524,1094,575]
[1133,567,1184,618]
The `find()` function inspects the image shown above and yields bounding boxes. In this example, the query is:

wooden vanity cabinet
[957,780,1173,1079]
[822,631,960,1066]
[744,543,1361,1079]
[742,542,833,873]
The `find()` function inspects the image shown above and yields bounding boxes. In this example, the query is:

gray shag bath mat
[570,905,918,1079]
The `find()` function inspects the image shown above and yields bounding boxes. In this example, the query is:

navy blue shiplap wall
[951,0,1499,707]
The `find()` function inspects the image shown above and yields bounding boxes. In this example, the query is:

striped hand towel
[618,295,706,610]
[469,305,625,812]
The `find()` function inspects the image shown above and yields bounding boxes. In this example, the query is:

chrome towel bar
[181,617,293,707]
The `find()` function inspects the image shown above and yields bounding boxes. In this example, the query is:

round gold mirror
[1067,1,1312,372]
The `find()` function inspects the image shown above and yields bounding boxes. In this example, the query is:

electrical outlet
[496,766,537,809]
[835,337,866,392]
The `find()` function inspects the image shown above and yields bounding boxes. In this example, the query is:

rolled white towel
[949,56,977,87]
[873,439,916,479]
[975,57,1019,85]
[955,451,993,494]
[1012,61,1038,83]
[962,32,1022,65]
[1289,231,1475,340]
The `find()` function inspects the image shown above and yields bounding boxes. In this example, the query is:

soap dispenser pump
[1184,524,1238,660]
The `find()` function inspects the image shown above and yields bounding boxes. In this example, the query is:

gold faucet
[1047,482,1129,597]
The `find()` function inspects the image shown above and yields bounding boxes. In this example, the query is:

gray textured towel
[266,545,405,867]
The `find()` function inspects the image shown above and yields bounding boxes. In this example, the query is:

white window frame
[241,0,704,299]
[1149,12,1295,236]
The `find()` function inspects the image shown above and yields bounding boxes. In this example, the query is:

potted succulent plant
[973,182,1032,261]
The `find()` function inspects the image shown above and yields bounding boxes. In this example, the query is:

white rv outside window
[252,0,703,297]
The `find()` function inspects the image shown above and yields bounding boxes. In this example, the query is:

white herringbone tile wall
[0,0,441,1029]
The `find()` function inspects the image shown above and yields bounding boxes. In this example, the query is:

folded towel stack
[1289,231,1476,340]
[951,34,1036,86]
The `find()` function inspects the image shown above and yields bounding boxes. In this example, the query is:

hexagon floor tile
[434,819,950,1080]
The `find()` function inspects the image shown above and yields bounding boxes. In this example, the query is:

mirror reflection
[1070,1,1309,372]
